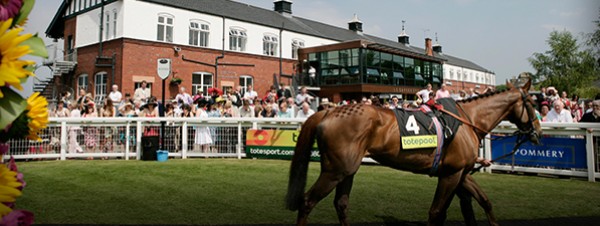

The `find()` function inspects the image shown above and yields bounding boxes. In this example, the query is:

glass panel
[203,75,213,85]
[393,72,404,78]
[166,26,173,42]
[367,68,379,76]
[167,18,173,24]
[157,25,164,41]
[192,74,202,83]
[415,74,424,81]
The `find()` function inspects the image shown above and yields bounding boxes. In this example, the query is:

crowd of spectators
[47,80,599,156]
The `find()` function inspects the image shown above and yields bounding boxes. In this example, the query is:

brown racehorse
[286,79,542,226]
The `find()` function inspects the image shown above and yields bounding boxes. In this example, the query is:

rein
[470,130,529,174]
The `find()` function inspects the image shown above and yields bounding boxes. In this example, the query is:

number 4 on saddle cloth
[393,98,462,151]
[393,98,463,175]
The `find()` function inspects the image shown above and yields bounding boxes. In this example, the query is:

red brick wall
[72,38,296,101]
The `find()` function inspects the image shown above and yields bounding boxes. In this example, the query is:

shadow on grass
[32,216,600,226]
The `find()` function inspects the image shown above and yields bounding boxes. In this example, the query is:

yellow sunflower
[26,92,48,141]
[0,164,22,217]
[0,18,35,98]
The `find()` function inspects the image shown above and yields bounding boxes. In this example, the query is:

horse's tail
[285,110,326,211]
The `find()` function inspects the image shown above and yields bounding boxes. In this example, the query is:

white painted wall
[67,0,338,60]
[443,63,495,86]
[75,1,122,48]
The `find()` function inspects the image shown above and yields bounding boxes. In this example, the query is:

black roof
[46,0,492,72]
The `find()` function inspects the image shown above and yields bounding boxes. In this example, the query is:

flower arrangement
[170,77,183,85]
[0,0,49,224]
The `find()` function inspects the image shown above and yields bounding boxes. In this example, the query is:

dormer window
[263,34,278,56]
[229,28,247,51]
[189,21,210,47]
[157,14,174,42]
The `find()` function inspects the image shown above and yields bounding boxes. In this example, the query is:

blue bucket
[156,150,168,162]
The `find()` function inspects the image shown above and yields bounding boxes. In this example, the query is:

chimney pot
[274,0,292,14]
[425,38,433,56]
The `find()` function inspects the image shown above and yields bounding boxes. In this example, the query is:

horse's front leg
[428,170,464,226]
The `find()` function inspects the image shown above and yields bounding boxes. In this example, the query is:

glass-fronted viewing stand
[297,41,444,102]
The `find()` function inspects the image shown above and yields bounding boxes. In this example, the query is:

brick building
[45,0,494,104]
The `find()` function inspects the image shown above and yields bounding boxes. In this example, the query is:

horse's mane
[456,89,510,103]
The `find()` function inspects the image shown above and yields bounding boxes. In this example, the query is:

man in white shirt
[296,102,315,118]
[243,84,258,105]
[416,83,432,103]
[239,100,255,118]
[134,80,151,103]
[108,84,122,103]
[175,87,193,106]
[546,100,573,123]
[295,86,314,106]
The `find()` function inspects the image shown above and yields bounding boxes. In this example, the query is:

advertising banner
[491,136,587,169]
[245,129,319,160]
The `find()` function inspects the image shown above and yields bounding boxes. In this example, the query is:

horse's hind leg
[462,174,499,226]
[296,171,345,226]
[334,174,355,226]
[428,170,464,226]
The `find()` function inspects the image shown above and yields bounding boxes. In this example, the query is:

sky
[21,0,600,96]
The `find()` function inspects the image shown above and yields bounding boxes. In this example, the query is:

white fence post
[125,121,130,160]
[586,131,595,182]
[484,134,492,173]
[136,121,142,160]
[182,121,188,159]
[237,122,242,159]
[60,121,67,160]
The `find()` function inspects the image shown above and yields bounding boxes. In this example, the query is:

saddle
[392,98,463,175]
[393,98,462,146]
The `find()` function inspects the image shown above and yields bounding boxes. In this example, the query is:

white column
[60,121,67,160]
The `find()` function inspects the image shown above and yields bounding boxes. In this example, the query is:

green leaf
[0,87,28,131]
[21,35,48,58]
[12,0,35,27]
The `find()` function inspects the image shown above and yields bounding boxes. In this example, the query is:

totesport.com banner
[245,129,319,160]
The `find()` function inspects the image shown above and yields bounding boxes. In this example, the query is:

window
[292,39,304,59]
[134,82,153,91]
[112,10,117,39]
[105,12,110,40]
[263,35,278,56]
[189,21,209,47]
[94,72,108,101]
[157,14,174,42]
[78,74,88,91]
[192,72,213,95]
[229,28,247,51]
[239,75,253,94]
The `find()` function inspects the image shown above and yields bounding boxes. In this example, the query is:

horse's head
[505,79,542,144]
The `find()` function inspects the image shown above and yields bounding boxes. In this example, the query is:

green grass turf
[15,159,600,224]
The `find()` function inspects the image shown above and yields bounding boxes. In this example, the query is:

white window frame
[157,13,174,43]
[78,74,88,91]
[263,34,278,56]
[105,11,110,40]
[292,39,304,59]
[192,72,213,95]
[229,28,247,51]
[112,9,117,39]
[189,20,210,47]
[239,75,254,94]
[94,72,108,101]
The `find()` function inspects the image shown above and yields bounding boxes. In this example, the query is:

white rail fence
[5,118,600,181]
[484,121,600,182]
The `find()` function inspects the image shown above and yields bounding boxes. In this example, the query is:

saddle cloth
[393,98,462,149]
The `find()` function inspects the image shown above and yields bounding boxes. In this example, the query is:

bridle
[513,89,540,140]
[470,89,541,174]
